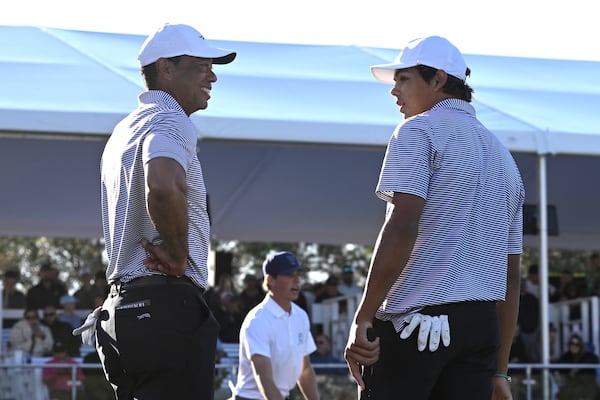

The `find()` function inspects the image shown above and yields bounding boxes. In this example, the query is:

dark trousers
[235,397,291,400]
[96,275,219,400]
[361,301,499,400]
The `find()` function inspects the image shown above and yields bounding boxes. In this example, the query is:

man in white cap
[232,251,319,400]
[344,36,523,399]
[87,23,235,399]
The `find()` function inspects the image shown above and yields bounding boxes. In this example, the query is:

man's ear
[156,58,173,79]
[433,70,448,90]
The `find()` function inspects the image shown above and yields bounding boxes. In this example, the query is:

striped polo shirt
[375,98,525,330]
[101,90,210,290]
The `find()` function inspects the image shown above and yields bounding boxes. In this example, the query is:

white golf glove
[72,306,102,346]
[400,313,450,352]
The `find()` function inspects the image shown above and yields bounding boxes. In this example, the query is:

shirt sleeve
[244,315,271,359]
[305,327,317,356]
[142,113,196,171]
[508,184,525,254]
[376,117,433,203]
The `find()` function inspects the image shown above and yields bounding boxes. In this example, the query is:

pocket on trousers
[115,290,203,373]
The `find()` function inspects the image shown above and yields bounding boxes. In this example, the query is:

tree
[0,236,106,291]
[213,241,373,290]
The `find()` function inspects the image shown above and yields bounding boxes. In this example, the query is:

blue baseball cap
[262,251,302,276]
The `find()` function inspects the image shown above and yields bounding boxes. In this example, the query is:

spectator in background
[315,276,343,303]
[26,262,67,309]
[205,273,236,312]
[553,333,600,400]
[586,252,600,296]
[525,263,558,302]
[556,269,585,320]
[213,290,243,343]
[2,268,26,308]
[43,341,85,400]
[294,283,311,317]
[337,265,363,297]
[49,265,68,294]
[92,270,109,302]
[9,307,53,357]
[299,282,317,322]
[557,270,584,301]
[238,273,266,318]
[41,304,81,357]
[310,333,346,376]
[518,278,541,363]
[2,269,26,328]
[73,267,96,309]
[57,295,83,330]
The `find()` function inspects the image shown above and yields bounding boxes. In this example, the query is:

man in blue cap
[231,251,320,400]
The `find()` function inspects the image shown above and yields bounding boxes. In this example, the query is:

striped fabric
[101,90,210,290]
[374,98,524,330]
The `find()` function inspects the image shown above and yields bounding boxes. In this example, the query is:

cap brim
[186,46,236,64]
[212,51,236,65]
[371,62,412,84]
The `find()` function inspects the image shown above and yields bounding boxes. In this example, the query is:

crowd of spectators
[3,262,110,357]
[1,262,113,399]
[5,253,600,385]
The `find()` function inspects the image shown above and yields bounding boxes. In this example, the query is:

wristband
[494,373,512,383]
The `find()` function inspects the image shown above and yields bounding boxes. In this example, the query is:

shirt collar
[138,90,186,115]
[263,294,291,318]
[430,98,475,116]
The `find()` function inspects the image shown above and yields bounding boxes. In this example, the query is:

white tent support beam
[537,153,552,396]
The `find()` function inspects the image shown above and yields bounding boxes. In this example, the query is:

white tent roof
[1,26,599,249]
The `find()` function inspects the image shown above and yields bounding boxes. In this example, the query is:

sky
[1,0,599,61]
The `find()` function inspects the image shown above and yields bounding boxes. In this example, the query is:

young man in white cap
[80,23,236,399]
[344,36,523,399]
[232,251,319,400]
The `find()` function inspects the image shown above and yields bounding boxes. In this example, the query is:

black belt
[235,397,290,400]
[115,275,203,292]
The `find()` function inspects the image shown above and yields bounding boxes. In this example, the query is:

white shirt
[234,295,316,399]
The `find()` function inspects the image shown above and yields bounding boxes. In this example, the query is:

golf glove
[400,313,450,352]
[72,306,102,346]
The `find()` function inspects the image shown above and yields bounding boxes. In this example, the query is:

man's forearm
[496,254,521,374]
[147,186,188,262]
[298,363,320,400]
[256,374,284,400]
[356,212,418,323]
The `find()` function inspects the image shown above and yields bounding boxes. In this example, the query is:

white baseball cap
[371,36,467,84]
[138,23,236,67]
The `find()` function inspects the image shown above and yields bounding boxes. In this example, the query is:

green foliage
[521,247,593,276]
[1,235,594,293]
[0,236,106,290]
[214,241,373,289]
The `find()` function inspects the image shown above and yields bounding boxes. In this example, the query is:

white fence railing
[311,294,600,361]
[3,289,600,400]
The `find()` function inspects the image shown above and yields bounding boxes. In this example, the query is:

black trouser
[361,301,499,400]
[96,275,219,400]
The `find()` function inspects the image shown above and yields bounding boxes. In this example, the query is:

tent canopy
[1,26,599,249]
